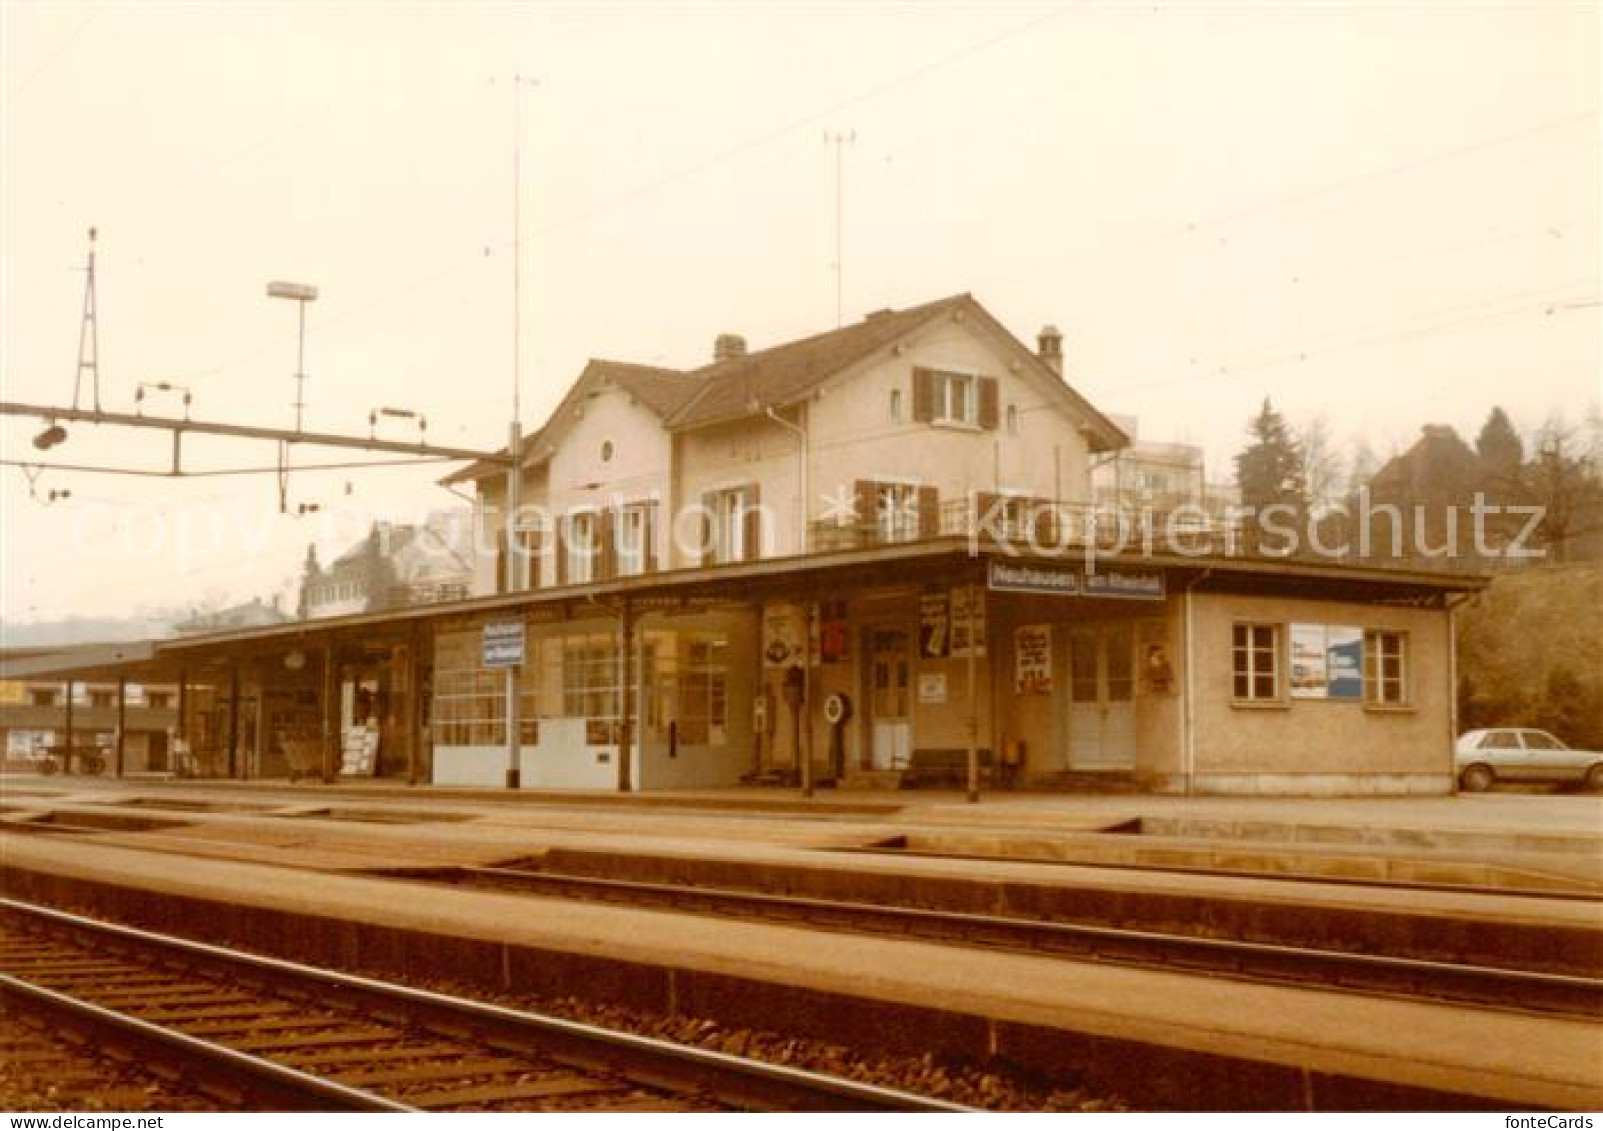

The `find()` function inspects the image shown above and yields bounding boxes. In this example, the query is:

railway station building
[9,294,1486,796]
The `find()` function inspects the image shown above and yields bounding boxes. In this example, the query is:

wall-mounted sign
[919,590,950,659]
[917,672,947,704]
[1014,624,1053,695]
[1290,623,1364,700]
[988,560,1164,600]
[482,620,526,668]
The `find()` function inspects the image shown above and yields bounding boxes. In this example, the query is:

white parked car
[1454,729,1603,792]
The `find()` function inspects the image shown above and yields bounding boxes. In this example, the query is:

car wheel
[1460,764,1495,793]
[1586,764,1603,792]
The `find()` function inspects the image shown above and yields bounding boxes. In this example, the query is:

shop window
[562,633,619,726]
[431,628,538,746]
[1364,630,1408,705]
[1231,623,1280,701]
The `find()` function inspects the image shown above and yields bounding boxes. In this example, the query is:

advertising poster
[1289,624,1328,698]
[918,672,947,704]
[1326,626,1364,699]
[763,603,806,668]
[919,590,950,659]
[950,586,987,658]
[1014,625,1052,695]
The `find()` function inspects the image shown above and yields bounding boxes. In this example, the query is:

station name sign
[987,560,1165,601]
[482,620,526,668]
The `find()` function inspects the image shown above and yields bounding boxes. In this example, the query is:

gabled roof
[441,359,699,485]
[442,293,1129,486]
[665,294,969,430]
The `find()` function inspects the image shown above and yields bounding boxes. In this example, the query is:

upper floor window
[936,372,974,425]
[513,525,542,591]
[912,367,999,429]
[90,691,114,708]
[851,480,938,544]
[1006,404,1019,434]
[617,502,657,577]
[889,388,902,422]
[877,483,921,542]
[29,689,57,708]
[146,692,172,711]
[1232,623,1280,702]
[564,511,597,585]
[704,485,760,565]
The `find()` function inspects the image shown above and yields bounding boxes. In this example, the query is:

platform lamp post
[267,281,319,433]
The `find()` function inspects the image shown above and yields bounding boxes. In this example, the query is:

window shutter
[1032,498,1057,547]
[742,484,762,561]
[495,529,508,592]
[975,491,999,535]
[853,480,876,530]
[554,518,568,586]
[701,491,717,565]
[644,505,658,573]
[912,368,935,422]
[917,485,940,539]
[978,377,1000,430]
[598,508,617,581]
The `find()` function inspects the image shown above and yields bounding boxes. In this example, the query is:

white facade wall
[673,318,1097,565]
[805,319,1094,512]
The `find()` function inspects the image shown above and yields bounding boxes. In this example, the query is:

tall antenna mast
[71,227,101,412]
[824,130,855,328]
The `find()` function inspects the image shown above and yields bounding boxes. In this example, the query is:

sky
[1,1,1599,627]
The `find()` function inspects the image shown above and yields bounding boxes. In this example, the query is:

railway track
[0,898,971,1113]
[411,864,1603,1018]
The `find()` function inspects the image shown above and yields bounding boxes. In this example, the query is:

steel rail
[452,865,1603,1017]
[0,973,416,1112]
[0,898,972,1113]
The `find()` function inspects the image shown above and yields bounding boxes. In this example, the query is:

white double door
[1067,624,1136,771]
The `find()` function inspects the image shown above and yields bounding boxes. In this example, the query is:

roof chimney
[1037,324,1063,376]
[714,333,748,363]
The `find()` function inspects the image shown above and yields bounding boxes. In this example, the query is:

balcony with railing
[805,493,1494,574]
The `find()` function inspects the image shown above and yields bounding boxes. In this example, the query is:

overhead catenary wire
[182,6,1076,385]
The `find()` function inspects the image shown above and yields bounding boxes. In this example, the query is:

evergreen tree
[1234,398,1307,512]
[1475,407,1523,482]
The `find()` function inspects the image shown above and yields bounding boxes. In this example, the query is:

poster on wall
[918,672,948,704]
[1014,625,1052,695]
[950,586,987,658]
[1326,626,1364,699]
[1289,624,1328,698]
[763,603,806,668]
[919,591,950,658]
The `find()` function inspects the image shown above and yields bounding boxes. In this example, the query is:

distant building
[0,645,180,773]
[1092,415,1237,520]
[172,596,292,636]
[298,511,474,621]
